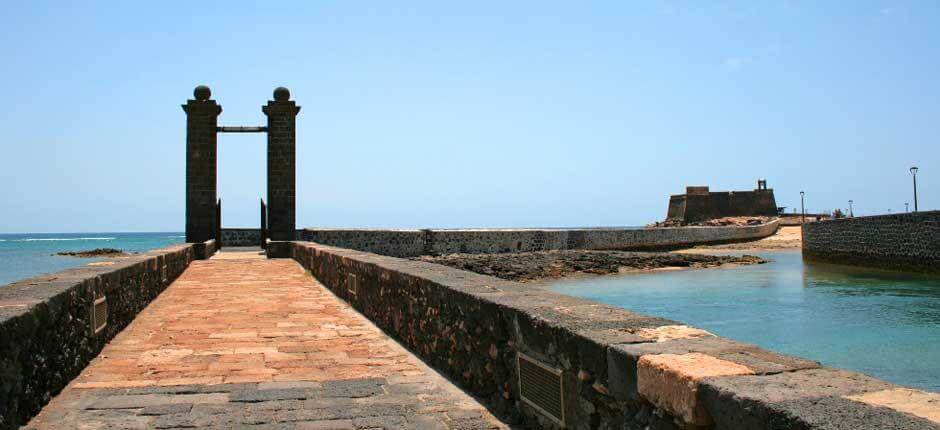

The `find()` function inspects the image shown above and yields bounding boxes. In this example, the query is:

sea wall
[220,228,261,247]
[297,221,779,258]
[803,211,940,273]
[0,243,209,429]
[778,214,831,226]
[289,241,938,429]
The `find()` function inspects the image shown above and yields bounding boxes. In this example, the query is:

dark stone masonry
[263,88,300,242]
[182,87,221,244]
[0,244,201,429]
[803,210,940,273]
[288,241,940,429]
[666,181,778,225]
[183,86,298,245]
[297,221,780,258]
[220,228,262,247]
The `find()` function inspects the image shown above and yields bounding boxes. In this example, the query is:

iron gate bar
[217,126,268,133]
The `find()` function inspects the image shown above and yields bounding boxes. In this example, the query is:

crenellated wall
[0,243,213,429]
[296,221,779,258]
[288,241,939,429]
[803,210,940,273]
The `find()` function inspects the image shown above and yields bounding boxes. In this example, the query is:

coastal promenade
[26,250,507,429]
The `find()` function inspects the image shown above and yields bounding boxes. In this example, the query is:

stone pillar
[263,87,300,241]
[183,85,222,243]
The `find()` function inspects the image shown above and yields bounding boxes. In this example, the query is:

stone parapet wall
[290,241,939,429]
[299,229,426,257]
[0,244,201,429]
[220,228,261,247]
[297,221,779,258]
[803,211,940,273]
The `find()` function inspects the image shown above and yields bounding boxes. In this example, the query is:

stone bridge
[1,87,938,429]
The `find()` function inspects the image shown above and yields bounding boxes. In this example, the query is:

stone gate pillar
[183,85,222,243]
[263,87,300,241]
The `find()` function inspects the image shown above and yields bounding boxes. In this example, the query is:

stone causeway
[25,251,506,429]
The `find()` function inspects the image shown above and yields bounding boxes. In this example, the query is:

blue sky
[0,1,936,232]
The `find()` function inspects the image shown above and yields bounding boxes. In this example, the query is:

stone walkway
[27,250,508,429]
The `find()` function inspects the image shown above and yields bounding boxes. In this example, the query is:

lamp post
[910,166,919,212]
[800,191,805,224]
[848,200,853,217]
[905,202,909,213]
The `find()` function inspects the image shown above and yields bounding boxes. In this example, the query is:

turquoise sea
[550,250,940,392]
[0,232,185,285]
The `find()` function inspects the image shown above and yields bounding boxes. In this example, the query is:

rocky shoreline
[416,250,765,282]
[55,248,128,258]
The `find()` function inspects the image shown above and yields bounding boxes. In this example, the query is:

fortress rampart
[803,210,940,273]
[666,183,778,224]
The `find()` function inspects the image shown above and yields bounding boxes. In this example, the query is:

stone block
[636,353,754,426]
[698,368,927,429]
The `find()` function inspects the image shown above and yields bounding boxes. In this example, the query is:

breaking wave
[10,237,116,242]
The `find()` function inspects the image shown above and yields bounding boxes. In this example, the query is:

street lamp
[848,200,854,217]
[910,166,919,212]
[800,191,805,224]
[905,202,910,213]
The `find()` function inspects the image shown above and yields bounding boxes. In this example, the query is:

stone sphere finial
[273,87,290,102]
[194,85,211,101]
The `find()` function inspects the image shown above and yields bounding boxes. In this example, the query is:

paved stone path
[27,251,508,429]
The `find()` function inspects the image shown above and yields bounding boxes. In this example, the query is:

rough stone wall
[295,221,779,257]
[290,242,937,429]
[183,97,221,243]
[220,228,261,247]
[666,187,778,224]
[299,229,426,257]
[803,211,940,273]
[0,244,198,429]
[263,94,300,241]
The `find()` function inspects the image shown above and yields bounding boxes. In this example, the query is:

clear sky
[0,1,936,233]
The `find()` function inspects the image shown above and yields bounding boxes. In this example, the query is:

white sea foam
[15,237,116,242]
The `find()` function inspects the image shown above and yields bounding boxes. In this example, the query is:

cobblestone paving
[27,251,508,429]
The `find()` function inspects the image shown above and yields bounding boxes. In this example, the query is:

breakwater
[287,241,939,429]
[294,221,779,257]
[803,211,939,273]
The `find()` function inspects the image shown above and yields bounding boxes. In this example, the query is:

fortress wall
[425,229,570,255]
[803,210,940,273]
[299,229,426,257]
[220,228,262,247]
[289,241,935,429]
[295,221,779,257]
[0,243,210,428]
[667,188,778,223]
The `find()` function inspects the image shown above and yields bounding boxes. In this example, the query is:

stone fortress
[2,87,939,430]
[665,180,778,225]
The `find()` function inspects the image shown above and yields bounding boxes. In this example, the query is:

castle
[666,180,779,224]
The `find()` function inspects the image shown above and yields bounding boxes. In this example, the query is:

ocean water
[550,250,940,392]
[0,232,185,285]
